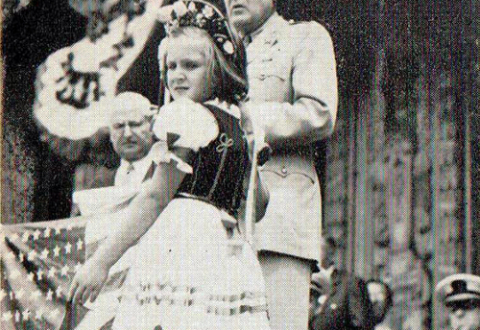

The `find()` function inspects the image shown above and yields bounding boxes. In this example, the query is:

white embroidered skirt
[112,198,271,330]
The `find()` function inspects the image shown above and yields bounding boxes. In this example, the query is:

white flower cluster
[155,0,234,55]
[157,1,214,23]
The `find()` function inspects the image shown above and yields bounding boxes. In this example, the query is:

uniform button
[281,167,287,175]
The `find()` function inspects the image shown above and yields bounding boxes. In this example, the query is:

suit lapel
[142,161,157,182]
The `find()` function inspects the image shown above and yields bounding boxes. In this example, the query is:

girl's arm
[68,148,190,305]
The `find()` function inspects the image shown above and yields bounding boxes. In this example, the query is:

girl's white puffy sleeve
[150,98,219,174]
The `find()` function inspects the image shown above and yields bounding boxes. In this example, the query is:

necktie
[121,163,137,188]
[126,163,135,175]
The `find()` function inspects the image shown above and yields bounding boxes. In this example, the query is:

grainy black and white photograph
[1,0,479,330]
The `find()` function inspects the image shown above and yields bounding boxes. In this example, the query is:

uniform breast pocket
[261,169,316,188]
[249,61,290,101]
[253,62,288,82]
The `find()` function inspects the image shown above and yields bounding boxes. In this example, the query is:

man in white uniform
[225,1,338,329]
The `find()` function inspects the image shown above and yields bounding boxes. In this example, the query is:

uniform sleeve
[151,98,219,173]
[246,23,338,149]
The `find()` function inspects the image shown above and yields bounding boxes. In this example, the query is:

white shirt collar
[115,150,155,187]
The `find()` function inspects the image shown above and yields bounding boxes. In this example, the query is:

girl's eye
[185,61,199,69]
[167,62,176,70]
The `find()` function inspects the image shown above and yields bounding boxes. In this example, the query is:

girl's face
[166,36,213,103]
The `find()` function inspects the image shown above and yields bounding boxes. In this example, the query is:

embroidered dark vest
[175,104,248,217]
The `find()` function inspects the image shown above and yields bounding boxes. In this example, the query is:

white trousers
[259,252,313,330]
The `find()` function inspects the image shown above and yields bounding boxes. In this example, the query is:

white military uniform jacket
[246,13,338,262]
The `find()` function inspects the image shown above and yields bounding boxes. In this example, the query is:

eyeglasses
[446,299,480,312]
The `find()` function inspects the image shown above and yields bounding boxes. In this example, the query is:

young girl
[68,1,271,329]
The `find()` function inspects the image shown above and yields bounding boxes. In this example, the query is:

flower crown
[157,0,236,61]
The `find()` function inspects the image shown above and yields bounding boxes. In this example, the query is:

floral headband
[157,0,237,62]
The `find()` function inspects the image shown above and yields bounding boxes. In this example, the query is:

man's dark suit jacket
[310,269,375,330]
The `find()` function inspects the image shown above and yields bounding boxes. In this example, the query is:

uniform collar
[245,13,288,65]
[247,12,286,45]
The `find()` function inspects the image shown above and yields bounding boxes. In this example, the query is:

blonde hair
[159,26,247,105]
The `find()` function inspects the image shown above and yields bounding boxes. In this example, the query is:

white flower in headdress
[157,4,174,23]
[223,40,234,55]
[173,1,189,17]
[202,5,214,18]
[187,1,197,12]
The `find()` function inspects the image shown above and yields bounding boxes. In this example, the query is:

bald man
[71,92,156,216]
[109,92,156,189]
[71,92,157,330]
